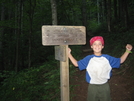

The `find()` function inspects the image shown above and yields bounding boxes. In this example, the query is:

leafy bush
[0,60,60,101]
[0,45,82,101]
[100,31,134,77]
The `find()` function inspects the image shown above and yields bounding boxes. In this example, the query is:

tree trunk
[28,0,36,68]
[20,1,24,68]
[118,0,122,20]
[103,0,107,20]
[100,0,103,22]
[0,3,5,70]
[15,3,19,72]
[97,0,100,24]
[113,0,117,19]
[123,0,129,28]
[82,0,87,27]
[107,0,111,32]
[14,0,23,72]
[50,0,57,25]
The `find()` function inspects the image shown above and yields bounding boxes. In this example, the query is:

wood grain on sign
[42,26,86,45]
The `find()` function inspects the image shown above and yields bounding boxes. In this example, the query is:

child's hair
[89,36,104,46]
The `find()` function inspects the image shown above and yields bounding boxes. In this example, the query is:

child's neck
[94,52,102,56]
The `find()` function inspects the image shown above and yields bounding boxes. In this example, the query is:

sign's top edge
[42,25,86,27]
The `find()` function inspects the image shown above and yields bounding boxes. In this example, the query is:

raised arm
[68,48,78,67]
[120,44,133,63]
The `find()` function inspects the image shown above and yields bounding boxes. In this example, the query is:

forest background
[0,0,134,101]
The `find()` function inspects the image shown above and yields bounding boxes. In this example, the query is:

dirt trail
[70,43,134,101]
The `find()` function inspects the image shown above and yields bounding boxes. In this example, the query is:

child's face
[91,41,104,54]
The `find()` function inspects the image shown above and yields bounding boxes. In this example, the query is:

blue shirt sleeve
[104,54,120,68]
[77,55,92,70]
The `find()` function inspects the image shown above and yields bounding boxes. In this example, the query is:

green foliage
[1,0,134,99]
[100,30,134,77]
[70,45,82,59]
[0,45,82,101]
[88,19,99,33]
[87,19,108,34]
[101,31,134,55]
[0,60,61,101]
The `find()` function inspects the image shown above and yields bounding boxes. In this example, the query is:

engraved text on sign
[42,26,86,45]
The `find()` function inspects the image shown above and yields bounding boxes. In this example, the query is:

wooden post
[42,26,86,101]
[60,45,69,101]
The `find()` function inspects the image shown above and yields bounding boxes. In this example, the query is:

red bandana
[89,36,104,46]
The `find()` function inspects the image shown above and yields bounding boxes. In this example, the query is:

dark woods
[0,0,134,101]
[0,0,134,71]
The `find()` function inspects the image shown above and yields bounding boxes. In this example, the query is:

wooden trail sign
[42,26,86,45]
[42,25,86,101]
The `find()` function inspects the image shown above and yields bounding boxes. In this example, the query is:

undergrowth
[0,46,82,101]
[100,31,134,80]
[0,60,61,101]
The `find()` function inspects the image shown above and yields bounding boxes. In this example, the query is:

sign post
[42,25,86,101]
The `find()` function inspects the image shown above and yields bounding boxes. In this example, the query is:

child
[68,36,133,101]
